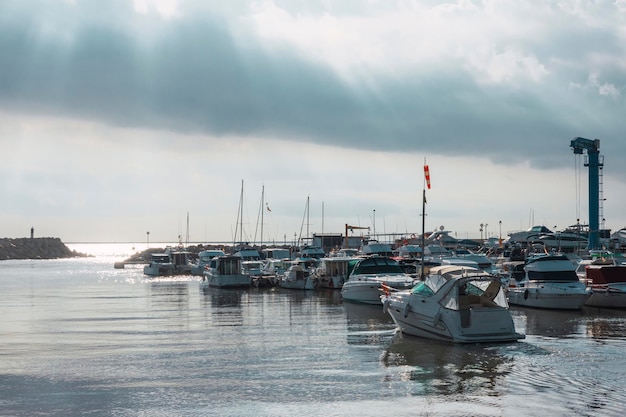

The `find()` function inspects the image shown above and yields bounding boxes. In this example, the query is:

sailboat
[232,180,262,259]
[297,195,325,260]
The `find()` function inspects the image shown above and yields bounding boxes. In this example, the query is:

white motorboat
[505,225,553,246]
[583,265,626,308]
[507,254,591,310]
[278,261,316,290]
[299,245,326,260]
[610,227,626,250]
[449,248,497,274]
[191,249,226,276]
[143,253,174,276]
[313,257,354,289]
[393,244,422,260]
[536,231,588,251]
[341,256,417,304]
[381,265,524,343]
[201,256,251,288]
[359,240,394,257]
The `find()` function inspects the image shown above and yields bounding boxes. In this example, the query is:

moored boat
[313,256,354,289]
[191,249,226,276]
[382,265,524,343]
[278,260,316,290]
[143,253,174,276]
[507,254,591,310]
[201,255,251,288]
[584,265,626,308]
[341,256,417,304]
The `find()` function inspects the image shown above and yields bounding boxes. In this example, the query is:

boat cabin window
[527,270,579,282]
[354,257,405,275]
[152,254,170,263]
[215,258,241,275]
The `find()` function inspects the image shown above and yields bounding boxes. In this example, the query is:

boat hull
[342,279,415,305]
[202,273,251,288]
[384,296,524,343]
[584,265,626,308]
[278,278,315,290]
[508,286,590,310]
[585,287,626,308]
[143,264,174,276]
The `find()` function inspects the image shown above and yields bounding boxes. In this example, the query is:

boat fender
[382,299,388,314]
[403,302,411,318]
[524,289,529,300]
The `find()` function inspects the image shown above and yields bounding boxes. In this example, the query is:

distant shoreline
[0,237,89,260]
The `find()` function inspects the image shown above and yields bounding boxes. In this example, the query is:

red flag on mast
[424,164,431,189]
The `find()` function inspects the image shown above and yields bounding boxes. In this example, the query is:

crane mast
[344,224,370,248]
[570,137,603,250]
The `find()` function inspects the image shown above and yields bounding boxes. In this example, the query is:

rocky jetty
[122,243,227,264]
[0,237,88,260]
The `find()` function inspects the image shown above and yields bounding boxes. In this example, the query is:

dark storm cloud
[1,0,624,174]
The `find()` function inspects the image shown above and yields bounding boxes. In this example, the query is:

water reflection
[344,302,395,347]
[200,287,245,326]
[511,306,585,338]
[381,333,514,397]
[513,305,626,339]
[148,281,190,305]
[582,306,626,339]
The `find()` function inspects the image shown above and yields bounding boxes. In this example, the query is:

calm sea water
[1,243,625,417]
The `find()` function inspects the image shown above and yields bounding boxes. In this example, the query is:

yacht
[382,265,524,343]
[191,249,226,276]
[507,254,591,310]
[341,256,417,304]
[278,260,316,290]
[313,256,354,289]
[201,256,251,288]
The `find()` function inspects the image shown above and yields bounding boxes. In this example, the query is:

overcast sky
[1,0,625,244]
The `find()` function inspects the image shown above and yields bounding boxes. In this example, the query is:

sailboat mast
[260,185,264,249]
[240,180,244,245]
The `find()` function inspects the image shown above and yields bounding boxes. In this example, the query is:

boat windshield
[441,279,508,310]
[411,281,434,296]
[411,273,447,295]
[527,270,579,282]
[352,257,405,275]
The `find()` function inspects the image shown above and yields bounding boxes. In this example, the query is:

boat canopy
[411,265,509,310]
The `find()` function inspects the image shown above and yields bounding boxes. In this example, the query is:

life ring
[524,289,529,300]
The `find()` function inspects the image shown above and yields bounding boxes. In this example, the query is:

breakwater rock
[0,237,88,260]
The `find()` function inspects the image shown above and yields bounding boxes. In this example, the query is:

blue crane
[570,137,602,249]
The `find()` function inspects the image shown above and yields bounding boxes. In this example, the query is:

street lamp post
[146,231,150,248]
[499,220,502,247]
[480,223,484,241]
